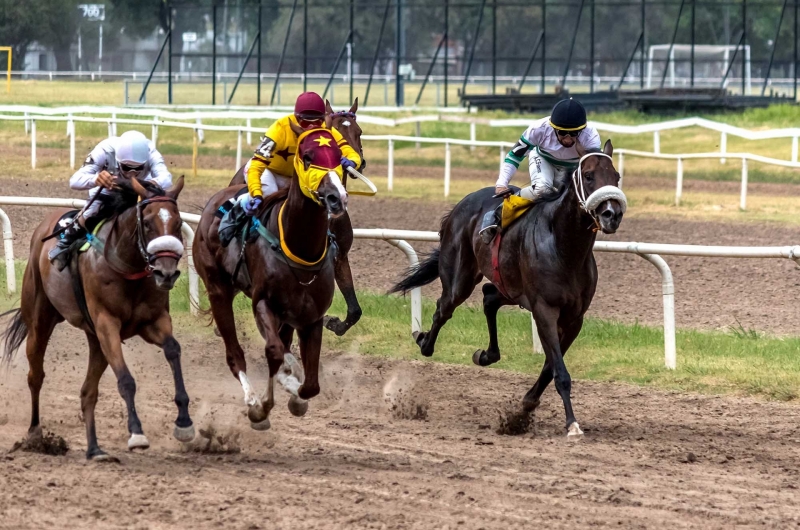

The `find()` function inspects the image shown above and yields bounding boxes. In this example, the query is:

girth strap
[491,232,512,300]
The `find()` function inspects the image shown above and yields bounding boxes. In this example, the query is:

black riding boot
[48,220,86,272]
[479,204,503,245]
[218,200,249,248]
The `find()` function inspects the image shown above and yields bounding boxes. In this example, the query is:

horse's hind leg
[139,314,195,443]
[415,247,481,358]
[252,299,290,422]
[473,283,513,367]
[94,314,149,450]
[81,333,110,460]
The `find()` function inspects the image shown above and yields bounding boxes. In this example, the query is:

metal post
[228,33,260,104]
[152,116,158,146]
[795,0,798,100]
[69,118,75,169]
[396,0,405,106]
[675,157,683,206]
[387,139,395,191]
[0,208,15,294]
[740,157,748,210]
[470,122,476,152]
[350,0,355,103]
[561,0,587,88]
[641,0,646,88]
[257,1,262,105]
[492,0,497,94]
[323,31,354,99]
[364,0,391,105]
[639,253,676,370]
[461,0,488,97]
[653,130,660,153]
[271,0,299,105]
[236,130,243,170]
[541,0,546,94]
[691,0,695,87]
[618,151,624,186]
[212,4,217,105]
[168,4,173,104]
[192,129,198,179]
[444,0,449,106]
[590,0,595,93]
[762,0,789,96]
[304,0,308,93]
[415,35,446,105]
[444,142,451,197]
[742,0,747,95]
[518,32,544,91]
[660,0,687,89]
[31,120,36,169]
[618,33,644,90]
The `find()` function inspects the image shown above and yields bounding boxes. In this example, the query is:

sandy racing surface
[1,326,800,529]
[1,172,800,528]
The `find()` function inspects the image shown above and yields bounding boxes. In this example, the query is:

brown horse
[2,177,193,460]
[391,141,626,437]
[229,98,365,337]
[193,124,347,429]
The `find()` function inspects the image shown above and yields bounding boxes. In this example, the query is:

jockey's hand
[494,185,511,197]
[340,157,356,172]
[95,170,116,190]
[244,196,262,216]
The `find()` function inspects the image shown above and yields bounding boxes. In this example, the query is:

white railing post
[639,253,675,370]
[0,208,16,294]
[740,157,748,211]
[675,157,683,206]
[387,239,422,334]
[196,118,204,143]
[792,136,798,163]
[720,131,727,164]
[31,119,37,169]
[499,145,505,170]
[236,129,243,171]
[444,142,451,198]
[181,223,199,316]
[107,121,113,138]
[69,119,76,170]
[387,139,394,191]
[469,122,476,152]
[617,151,624,188]
[246,118,252,145]
[530,314,544,354]
[415,122,421,151]
[111,112,117,136]
[151,116,159,146]
[653,131,660,154]
[24,112,30,135]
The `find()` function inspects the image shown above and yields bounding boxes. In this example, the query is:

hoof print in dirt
[11,430,69,456]
[495,403,533,436]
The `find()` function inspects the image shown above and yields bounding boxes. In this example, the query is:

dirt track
[1,326,800,529]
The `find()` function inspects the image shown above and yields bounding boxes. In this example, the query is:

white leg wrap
[239,371,259,407]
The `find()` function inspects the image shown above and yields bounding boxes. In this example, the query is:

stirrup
[479,225,498,245]
[48,246,70,271]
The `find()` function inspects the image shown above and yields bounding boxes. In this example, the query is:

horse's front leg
[253,299,289,424]
[94,314,150,450]
[324,253,363,336]
[295,320,323,401]
[531,300,582,437]
[139,314,195,443]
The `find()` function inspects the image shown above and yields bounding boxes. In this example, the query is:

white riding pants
[517,148,568,201]
[236,167,291,204]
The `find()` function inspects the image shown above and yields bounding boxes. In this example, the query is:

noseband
[571,152,628,231]
[136,196,182,271]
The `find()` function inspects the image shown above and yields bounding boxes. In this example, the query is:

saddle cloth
[501,194,536,230]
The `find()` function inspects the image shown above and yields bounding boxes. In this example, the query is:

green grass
[4,261,799,402]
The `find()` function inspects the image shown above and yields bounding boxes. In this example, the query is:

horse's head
[290,122,348,217]
[326,98,364,168]
[574,140,626,234]
[128,176,185,290]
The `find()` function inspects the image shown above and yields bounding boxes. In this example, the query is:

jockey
[239,91,362,216]
[479,97,601,244]
[48,130,172,271]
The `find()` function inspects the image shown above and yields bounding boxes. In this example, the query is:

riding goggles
[555,129,582,138]
[119,162,146,175]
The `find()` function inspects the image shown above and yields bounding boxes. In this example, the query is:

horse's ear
[349,97,358,114]
[166,175,184,200]
[575,142,587,158]
[325,112,333,129]
[603,139,613,157]
[129,177,150,199]
[289,119,304,137]
[325,99,333,115]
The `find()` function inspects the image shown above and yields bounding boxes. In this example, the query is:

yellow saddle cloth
[501,194,536,230]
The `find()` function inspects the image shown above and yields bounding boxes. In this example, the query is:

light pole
[77,4,105,73]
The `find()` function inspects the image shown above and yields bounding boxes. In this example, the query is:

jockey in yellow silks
[240,91,362,216]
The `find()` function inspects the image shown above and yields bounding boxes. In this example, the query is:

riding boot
[479,204,503,245]
[219,200,248,248]
[48,220,87,272]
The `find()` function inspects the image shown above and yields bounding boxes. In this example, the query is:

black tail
[389,248,441,295]
[1,309,27,365]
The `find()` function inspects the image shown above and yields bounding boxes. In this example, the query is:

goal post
[0,47,10,93]
[646,44,751,94]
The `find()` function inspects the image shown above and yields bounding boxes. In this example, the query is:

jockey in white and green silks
[479,98,601,244]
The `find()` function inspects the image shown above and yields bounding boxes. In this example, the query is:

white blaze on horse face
[239,371,259,407]
[328,171,348,208]
[158,208,172,235]
[341,120,351,127]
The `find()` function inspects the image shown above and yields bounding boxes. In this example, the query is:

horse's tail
[1,309,27,365]
[389,248,440,295]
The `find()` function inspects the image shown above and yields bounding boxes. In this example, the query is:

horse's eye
[585,172,594,180]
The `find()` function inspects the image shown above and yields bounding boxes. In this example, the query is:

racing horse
[193,122,347,429]
[2,177,193,460]
[391,141,626,437]
[229,98,365,337]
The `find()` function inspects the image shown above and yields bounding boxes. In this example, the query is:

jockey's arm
[70,144,108,190]
[245,137,275,198]
[331,128,362,170]
[146,148,173,190]
[495,127,537,190]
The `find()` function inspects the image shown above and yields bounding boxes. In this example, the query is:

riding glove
[340,157,356,172]
[243,196,262,216]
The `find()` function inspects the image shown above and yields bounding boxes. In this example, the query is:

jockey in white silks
[48,130,173,271]
[479,98,601,244]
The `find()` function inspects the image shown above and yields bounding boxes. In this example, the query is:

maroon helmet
[294,92,325,123]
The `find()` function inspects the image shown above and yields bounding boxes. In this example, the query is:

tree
[35,0,81,71]
[0,0,44,69]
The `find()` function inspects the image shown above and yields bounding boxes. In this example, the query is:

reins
[571,152,613,233]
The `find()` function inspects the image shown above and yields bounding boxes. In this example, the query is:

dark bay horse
[2,177,193,460]
[194,124,347,429]
[229,98,365,337]
[391,141,626,437]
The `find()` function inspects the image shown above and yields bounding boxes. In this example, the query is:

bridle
[571,152,627,232]
[135,196,182,273]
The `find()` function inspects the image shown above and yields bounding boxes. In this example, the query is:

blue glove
[340,157,356,172]
[243,196,262,216]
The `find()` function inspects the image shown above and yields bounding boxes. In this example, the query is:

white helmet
[115,131,150,174]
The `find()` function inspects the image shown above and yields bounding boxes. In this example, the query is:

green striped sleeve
[504,156,521,168]
[519,135,534,148]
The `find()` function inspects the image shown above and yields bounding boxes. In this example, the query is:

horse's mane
[104,179,167,217]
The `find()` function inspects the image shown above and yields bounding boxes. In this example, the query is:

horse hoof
[250,418,271,431]
[173,424,196,443]
[324,316,348,336]
[566,422,584,438]
[127,434,150,451]
[288,396,309,417]
[88,451,120,463]
[247,403,268,424]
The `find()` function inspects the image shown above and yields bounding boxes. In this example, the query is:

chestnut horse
[391,141,626,437]
[2,177,193,460]
[193,124,347,429]
[229,98,365,337]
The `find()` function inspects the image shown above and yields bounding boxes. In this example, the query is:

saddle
[49,210,109,254]
[500,194,536,231]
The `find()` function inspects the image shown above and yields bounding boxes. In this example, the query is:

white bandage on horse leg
[239,371,259,406]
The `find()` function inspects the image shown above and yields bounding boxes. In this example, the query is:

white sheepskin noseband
[146,236,185,256]
[572,152,627,214]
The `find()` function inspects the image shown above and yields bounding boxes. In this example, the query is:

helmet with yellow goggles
[549,98,587,136]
